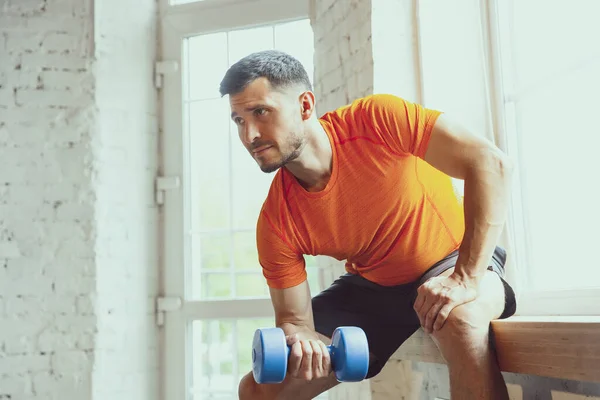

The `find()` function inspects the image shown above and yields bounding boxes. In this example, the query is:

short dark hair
[219,50,312,97]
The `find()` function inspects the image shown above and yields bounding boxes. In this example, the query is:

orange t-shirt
[257,94,465,289]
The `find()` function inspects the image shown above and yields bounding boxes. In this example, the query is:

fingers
[424,299,445,333]
[285,333,299,346]
[287,338,303,378]
[414,282,434,327]
[287,338,331,381]
[319,341,331,375]
[414,280,455,333]
[299,340,314,380]
[413,284,426,312]
[433,303,454,331]
[310,340,323,378]
[415,274,481,334]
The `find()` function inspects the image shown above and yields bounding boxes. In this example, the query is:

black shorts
[312,246,517,379]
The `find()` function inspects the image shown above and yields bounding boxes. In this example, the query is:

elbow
[495,151,514,181]
[475,148,514,183]
[500,152,515,182]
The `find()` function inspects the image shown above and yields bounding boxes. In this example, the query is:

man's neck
[285,120,333,192]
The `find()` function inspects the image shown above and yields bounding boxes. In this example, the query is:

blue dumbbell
[251,326,369,384]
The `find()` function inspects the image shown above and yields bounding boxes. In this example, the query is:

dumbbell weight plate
[252,327,288,384]
[330,326,370,382]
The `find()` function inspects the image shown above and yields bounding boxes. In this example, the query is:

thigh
[415,246,517,321]
[312,274,421,379]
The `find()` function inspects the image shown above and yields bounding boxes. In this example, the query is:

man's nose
[242,123,260,145]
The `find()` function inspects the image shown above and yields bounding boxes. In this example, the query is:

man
[219,50,516,400]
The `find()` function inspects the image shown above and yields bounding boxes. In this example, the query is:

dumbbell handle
[283,344,338,367]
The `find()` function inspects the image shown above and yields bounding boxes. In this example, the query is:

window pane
[229,26,273,64]
[304,255,323,295]
[419,0,489,134]
[515,60,600,291]
[189,98,231,232]
[192,320,235,399]
[498,0,600,291]
[200,273,232,299]
[228,25,274,66]
[192,318,274,399]
[231,134,274,230]
[233,231,260,271]
[509,0,600,89]
[194,234,231,271]
[418,0,486,198]
[236,318,274,377]
[235,273,269,298]
[188,33,228,100]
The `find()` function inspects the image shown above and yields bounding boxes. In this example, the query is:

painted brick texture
[0,0,97,397]
[311,0,374,114]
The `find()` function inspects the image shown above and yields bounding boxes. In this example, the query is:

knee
[239,373,259,400]
[431,302,490,347]
[431,275,503,344]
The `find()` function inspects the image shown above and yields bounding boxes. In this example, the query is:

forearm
[455,150,513,283]
[269,282,317,335]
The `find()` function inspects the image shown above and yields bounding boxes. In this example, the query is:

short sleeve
[256,210,306,289]
[360,94,442,158]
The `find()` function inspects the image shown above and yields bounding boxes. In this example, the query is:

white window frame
[158,1,312,399]
[481,0,600,317]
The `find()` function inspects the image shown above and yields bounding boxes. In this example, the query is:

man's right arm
[269,280,331,381]
[257,207,331,381]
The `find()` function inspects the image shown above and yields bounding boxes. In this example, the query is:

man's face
[229,78,306,173]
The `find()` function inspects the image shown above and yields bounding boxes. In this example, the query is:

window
[417,0,600,315]
[495,0,600,293]
[158,1,325,399]
[183,19,318,303]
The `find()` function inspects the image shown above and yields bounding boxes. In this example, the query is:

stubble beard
[259,133,305,174]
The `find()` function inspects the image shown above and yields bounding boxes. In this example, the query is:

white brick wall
[0,0,97,398]
[0,0,159,398]
[311,0,374,114]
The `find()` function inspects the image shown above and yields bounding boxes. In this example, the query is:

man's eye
[255,108,267,116]
[234,118,244,125]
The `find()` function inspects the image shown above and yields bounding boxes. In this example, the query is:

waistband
[337,246,507,292]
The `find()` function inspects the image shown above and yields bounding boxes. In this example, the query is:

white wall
[0,0,97,397]
[92,0,160,398]
[0,0,160,398]
[311,0,373,115]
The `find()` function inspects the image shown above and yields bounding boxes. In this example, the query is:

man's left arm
[413,113,514,333]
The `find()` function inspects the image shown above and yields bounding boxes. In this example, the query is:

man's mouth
[252,145,272,154]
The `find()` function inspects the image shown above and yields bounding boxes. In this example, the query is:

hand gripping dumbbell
[251,326,369,384]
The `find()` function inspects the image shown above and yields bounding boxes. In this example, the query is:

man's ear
[299,91,316,120]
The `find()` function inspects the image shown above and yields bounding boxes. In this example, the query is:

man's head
[220,50,315,173]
